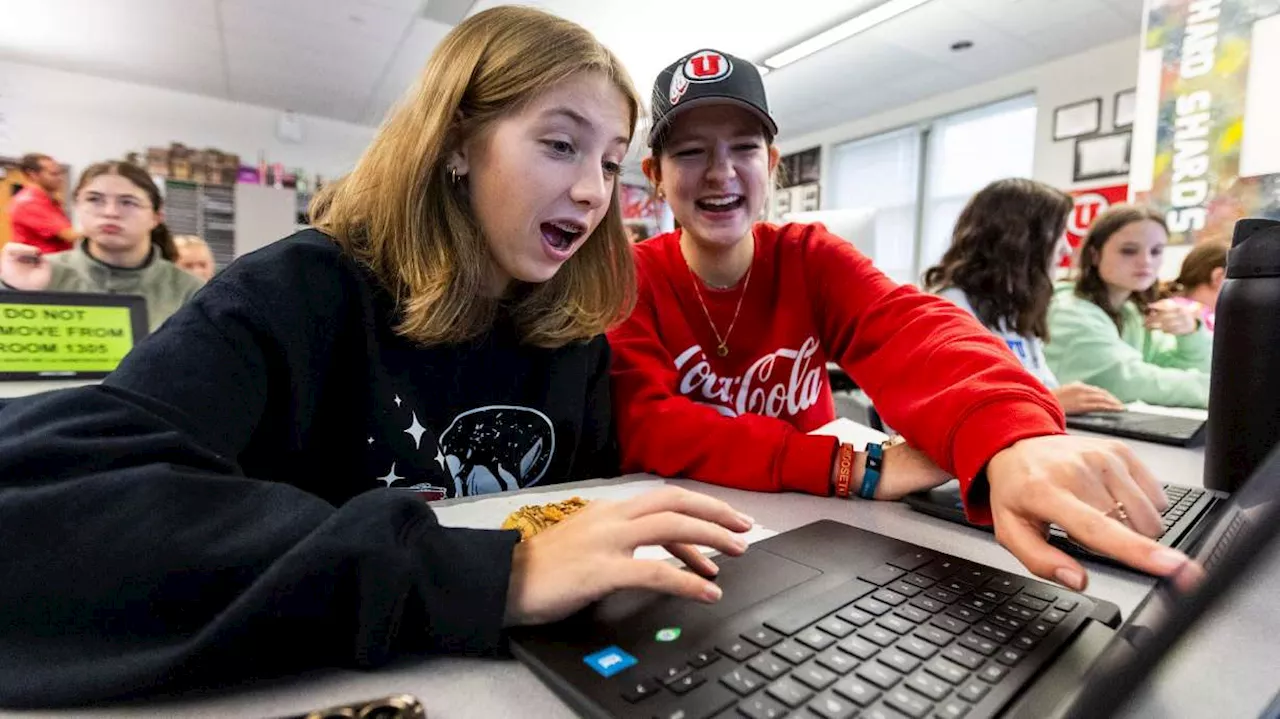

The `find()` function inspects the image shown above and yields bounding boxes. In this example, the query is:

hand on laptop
[502,487,753,627]
[985,434,1191,591]
[1052,382,1126,415]
[0,243,53,291]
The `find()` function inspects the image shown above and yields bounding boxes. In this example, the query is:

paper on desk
[809,417,889,447]
[431,479,776,561]
[1127,401,1209,421]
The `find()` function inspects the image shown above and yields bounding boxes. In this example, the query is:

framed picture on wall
[1053,98,1102,140]
[779,147,820,188]
[795,147,821,185]
[1114,88,1137,128]
[1073,130,1132,182]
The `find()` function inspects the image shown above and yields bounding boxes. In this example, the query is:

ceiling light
[763,0,936,69]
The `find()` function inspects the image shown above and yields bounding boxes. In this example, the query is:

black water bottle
[1204,218,1280,492]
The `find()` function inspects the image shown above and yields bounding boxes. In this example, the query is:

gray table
[6,436,1278,719]
[0,379,98,399]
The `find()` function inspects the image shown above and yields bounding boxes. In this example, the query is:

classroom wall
[777,36,1142,195]
[1,38,1143,217]
[0,59,375,181]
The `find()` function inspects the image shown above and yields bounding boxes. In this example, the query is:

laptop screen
[1060,442,1280,718]
[0,291,148,380]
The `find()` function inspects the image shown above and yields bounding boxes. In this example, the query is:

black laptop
[904,480,1227,571]
[1064,410,1205,447]
[509,450,1280,719]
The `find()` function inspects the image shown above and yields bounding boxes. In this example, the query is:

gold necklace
[688,262,752,358]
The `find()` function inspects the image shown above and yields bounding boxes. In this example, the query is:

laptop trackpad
[588,548,822,634]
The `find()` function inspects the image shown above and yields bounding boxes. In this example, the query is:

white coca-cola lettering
[673,337,824,418]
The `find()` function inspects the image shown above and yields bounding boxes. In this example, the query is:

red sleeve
[12,196,71,239]
[609,265,839,496]
[802,226,1065,524]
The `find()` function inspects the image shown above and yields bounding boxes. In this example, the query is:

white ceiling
[0,0,1146,140]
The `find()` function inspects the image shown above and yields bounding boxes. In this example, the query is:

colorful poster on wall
[1138,0,1280,244]
[1064,184,1130,266]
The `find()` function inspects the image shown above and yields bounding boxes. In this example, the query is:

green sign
[0,302,136,374]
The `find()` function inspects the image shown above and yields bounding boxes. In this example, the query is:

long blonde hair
[310,6,638,348]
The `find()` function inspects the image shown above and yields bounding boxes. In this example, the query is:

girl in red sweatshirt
[609,48,1190,591]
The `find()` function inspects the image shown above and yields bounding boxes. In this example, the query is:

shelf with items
[769,147,822,222]
[130,143,327,260]
[162,179,235,273]
[202,184,236,272]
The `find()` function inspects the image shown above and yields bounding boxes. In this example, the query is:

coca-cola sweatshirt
[608,223,1066,521]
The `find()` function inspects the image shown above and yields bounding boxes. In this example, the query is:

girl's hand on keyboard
[502,486,753,627]
[985,434,1190,591]
[1052,382,1126,415]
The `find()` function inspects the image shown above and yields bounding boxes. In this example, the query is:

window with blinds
[828,127,922,284]
[826,94,1037,284]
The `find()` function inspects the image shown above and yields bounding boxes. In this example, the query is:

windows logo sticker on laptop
[583,646,638,679]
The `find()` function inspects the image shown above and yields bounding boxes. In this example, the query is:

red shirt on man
[9,185,74,254]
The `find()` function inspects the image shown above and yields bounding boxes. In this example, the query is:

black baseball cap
[648,49,778,148]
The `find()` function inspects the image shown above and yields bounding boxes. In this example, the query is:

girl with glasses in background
[0,161,202,331]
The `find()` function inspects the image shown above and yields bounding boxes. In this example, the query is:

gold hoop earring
[449,166,460,185]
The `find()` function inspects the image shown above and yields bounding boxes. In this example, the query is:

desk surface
[0,379,98,398]
[6,433,1277,719]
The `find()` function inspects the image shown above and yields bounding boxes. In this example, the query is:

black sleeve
[583,335,621,479]
[0,236,519,708]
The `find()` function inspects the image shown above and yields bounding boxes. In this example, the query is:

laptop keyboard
[1046,484,1205,545]
[1159,485,1205,535]
[1069,413,1202,439]
[627,550,1091,719]
[1131,416,1202,435]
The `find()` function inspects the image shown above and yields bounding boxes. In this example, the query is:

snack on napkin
[501,497,590,540]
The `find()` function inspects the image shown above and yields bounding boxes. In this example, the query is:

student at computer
[1045,205,1211,408]
[1162,239,1228,332]
[0,9,751,707]
[610,49,1185,597]
[0,162,202,332]
[925,178,1125,415]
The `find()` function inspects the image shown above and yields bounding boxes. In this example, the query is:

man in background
[9,153,80,254]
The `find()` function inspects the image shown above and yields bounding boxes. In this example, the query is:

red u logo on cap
[684,51,731,82]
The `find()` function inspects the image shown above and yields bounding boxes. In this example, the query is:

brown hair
[310,6,638,348]
[18,153,52,176]
[1163,240,1229,297]
[924,178,1072,340]
[1073,204,1167,332]
[74,161,178,262]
